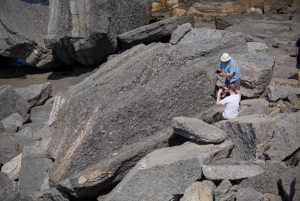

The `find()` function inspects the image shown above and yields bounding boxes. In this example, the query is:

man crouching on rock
[212,83,240,123]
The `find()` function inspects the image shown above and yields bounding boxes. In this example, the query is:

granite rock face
[0,0,61,68]
[45,0,151,66]
[103,141,233,201]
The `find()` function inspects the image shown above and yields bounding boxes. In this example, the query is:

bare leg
[236,89,241,101]
[298,69,300,84]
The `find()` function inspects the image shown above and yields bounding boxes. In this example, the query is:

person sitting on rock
[217,53,242,103]
[212,83,240,123]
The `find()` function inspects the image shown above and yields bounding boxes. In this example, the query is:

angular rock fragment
[15,82,52,107]
[180,180,215,201]
[1,113,23,133]
[214,179,232,201]
[247,42,269,53]
[118,15,194,49]
[202,165,264,180]
[236,188,262,201]
[0,85,30,123]
[170,23,192,45]
[239,103,269,117]
[172,117,226,143]
[1,154,22,181]
[241,98,269,108]
[103,141,233,201]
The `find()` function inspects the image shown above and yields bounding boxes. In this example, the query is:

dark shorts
[213,112,226,123]
[297,62,300,69]
[225,78,241,90]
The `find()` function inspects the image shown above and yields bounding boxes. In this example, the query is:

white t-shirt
[220,94,239,119]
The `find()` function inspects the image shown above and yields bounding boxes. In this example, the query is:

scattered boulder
[214,179,232,201]
[267,111,300,162]
[0,172,33,201]
[18,141,53,195]
[103,141,234,201]
[1,113,23,133]
[0,0,61,68]
[239,103,269,117]
[180,180,216,201]
[236,187,262,201]
[260,193,282,201]
[1,153,22,181]
[287,93,298,105]
[247,42,269,53]
[171,117,226,143]
[214,114,277,160]
[241,98,270,108]
[170,23,192,45]
[266,83,300,102]
[32,188,70,201]
[279,167,297,201]
[0,134,20,165]
[45,0,151,65]
[15,82,52,108]
[202,165,264,180]
[238,171,278,195]
[0,85,30,123]
[117,15,194,49]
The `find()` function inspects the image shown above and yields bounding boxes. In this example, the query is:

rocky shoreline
[0,1,300,201]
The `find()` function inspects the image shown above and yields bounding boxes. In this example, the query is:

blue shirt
[219,58,241,83]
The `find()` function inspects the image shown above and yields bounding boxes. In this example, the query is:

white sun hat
[221,53,231,62]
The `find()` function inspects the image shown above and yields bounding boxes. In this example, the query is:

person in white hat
[217,53,242,103]
[296,38,300,86]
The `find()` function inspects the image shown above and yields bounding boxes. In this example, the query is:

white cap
[221,53,231,62]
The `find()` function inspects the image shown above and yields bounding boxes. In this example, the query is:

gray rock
[118,15,194,49]
[239,103,269,117]
[235,53,275,98]
[214,179,232,201]
[1,153,22,181]
[0,85,30,123]
[267,112,300,161]
[1,113,23,133]
[180,180,216,201]
[103,141,233,201]
[18,142,53,195]
[177,28,248,60]
[32,188,70,201]
[202,165,264,180]
[214,114,277,160]
[170,23,192,45]
[239,171,278,195]
[15,82,52,108]
[294,165,300,201]
[0,0,60,68]
[45,0,151,66]
[236,188,262,201]
[267,85,300,102]
[260,161,288,183]
[260,193,282,201]
[0,133,20,165]
[287,93,298,105]
[241,98,270,108]
[279,168,297,201]
[57,128,174,198]
[171,117,226,143]
[247,42,269,53]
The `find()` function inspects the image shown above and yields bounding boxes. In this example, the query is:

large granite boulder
[0,0,61,68]
[0,85,30,123]
[46,28,248,195]
[45,0,151,66]
[103,141,233,201]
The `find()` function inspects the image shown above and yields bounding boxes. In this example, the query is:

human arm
[219,71,234,77]
[216,88,223,105]
[296,46,299,61]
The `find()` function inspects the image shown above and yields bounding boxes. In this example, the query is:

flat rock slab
[117,15,194,49]
[238,103,269,117]
[103,141,234,201]
[170,23,192,45]
[202,165,264,180]
[241,98,269,108]
[172,117,226,143]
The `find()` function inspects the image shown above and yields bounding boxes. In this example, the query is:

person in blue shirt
[296,38,300,86]
[217,53,242,102]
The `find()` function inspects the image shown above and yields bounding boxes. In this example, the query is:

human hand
[219,72,225,76]
[218,88,223,94]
